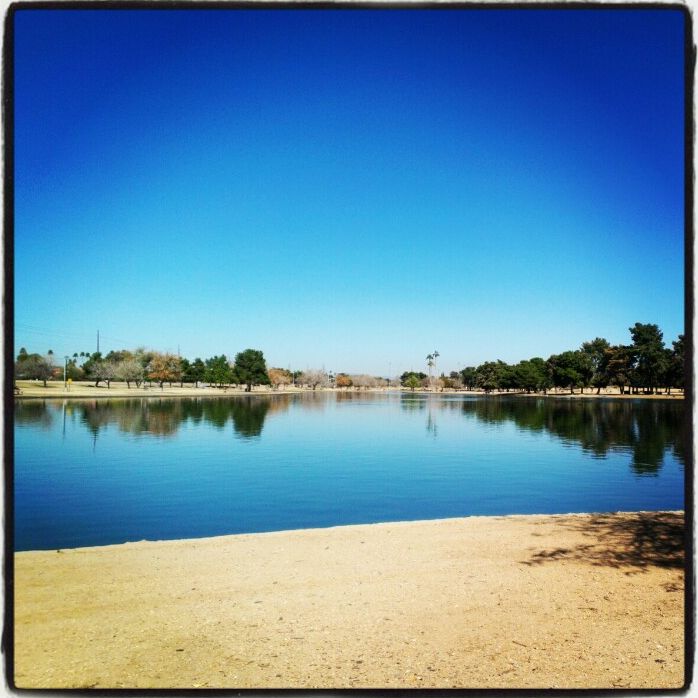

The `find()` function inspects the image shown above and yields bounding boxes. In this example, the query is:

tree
[189,358,206,387]
[65,358,84,381]
[351,374,378,389]
[15,353,53,386]
[629,323,666,394]
[82,352,103,386]
[404,374,421,391]
[529,357,552,393]
[460,366,477,391]
[84,356,117,388]
[400,371,426,384]
[268,367,293,390]
[105,349,132,364]
[514,360,545,393]
[430,350,440,389]
[299,369,329,390]
[448,371,464,389]
[664,335,685,394]
[426,354,435,388]
[234,349,270,392]
[335,373,353,389]
[581,338,611,394]
[82,352,119,388]
[605,345,633,395]
[205,355,232,387]
[147,353,182,388]
[547,351,587,394]
[475,361,504,393]
[498,362,516,392]
[116,358,145,388]
[102,360,117,388]
[178,358,191,387]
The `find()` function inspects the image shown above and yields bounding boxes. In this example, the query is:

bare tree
[299,369,329,390]
[116,358,145,388]
[268,367,293,390]
[351,374,378,389]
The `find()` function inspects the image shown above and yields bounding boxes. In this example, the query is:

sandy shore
[14,511,685,690]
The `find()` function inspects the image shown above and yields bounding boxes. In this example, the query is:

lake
[14,392,686,551]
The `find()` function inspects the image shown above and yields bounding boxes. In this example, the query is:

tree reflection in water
[14,400,54,430]
[456,397,686,475]
[16,394,686,475]
[15,395,295,444]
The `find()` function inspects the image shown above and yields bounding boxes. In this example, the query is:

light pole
[63,356,69,388]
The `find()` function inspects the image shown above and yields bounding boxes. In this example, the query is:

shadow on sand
[522,511,684,573]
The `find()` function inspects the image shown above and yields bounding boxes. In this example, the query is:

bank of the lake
[13,379,684,400]
[14,511,685,690]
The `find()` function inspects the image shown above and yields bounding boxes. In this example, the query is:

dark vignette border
[3,2,15,695]
[1,2,694,695]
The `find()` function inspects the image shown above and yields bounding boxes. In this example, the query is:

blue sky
[13,8,685,376]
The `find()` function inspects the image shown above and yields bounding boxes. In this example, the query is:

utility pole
[97,330,100,355]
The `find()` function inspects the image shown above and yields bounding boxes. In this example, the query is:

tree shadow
[522,511,684,572]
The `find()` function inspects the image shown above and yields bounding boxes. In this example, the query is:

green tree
[179,358,191,387]
[475,361,504,393]
[65,358,84,381]
[400,371,426,385]
[605,345,633,395]
[205,355,232,388]
[629,323,666,394]
[581,338,611,394]
[498,362,516,392]
[189,358,206,387]
[82,352,109,388]
[233,349,270,392]
[404,374,421,391]
[459,366,477,391]
[664,335,685,393]
[547,351,587,394]
[513,359,549,393]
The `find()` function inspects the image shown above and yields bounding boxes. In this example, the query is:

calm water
[14,393,686,551]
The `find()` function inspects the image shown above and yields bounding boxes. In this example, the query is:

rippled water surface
[15,393,686,550]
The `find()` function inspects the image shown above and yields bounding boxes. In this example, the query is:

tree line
[14,321,684,395]
[15,347,272,392]
[401,323,684,395]
[14,347,396,392]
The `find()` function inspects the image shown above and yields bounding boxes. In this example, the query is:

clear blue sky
[13,8,685,376]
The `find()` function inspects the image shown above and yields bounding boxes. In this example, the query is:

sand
[13,511,685,690]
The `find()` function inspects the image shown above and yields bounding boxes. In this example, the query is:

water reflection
[17,395,294,442]
[455,397,686,476]
[16,394,686,475]
[15,400,54,430]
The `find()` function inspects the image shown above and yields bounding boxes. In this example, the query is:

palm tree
[427,351,440,391]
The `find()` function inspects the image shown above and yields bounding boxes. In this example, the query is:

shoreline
[13,380,685,400]
[15,510,685,689]
[13,509,686,554]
